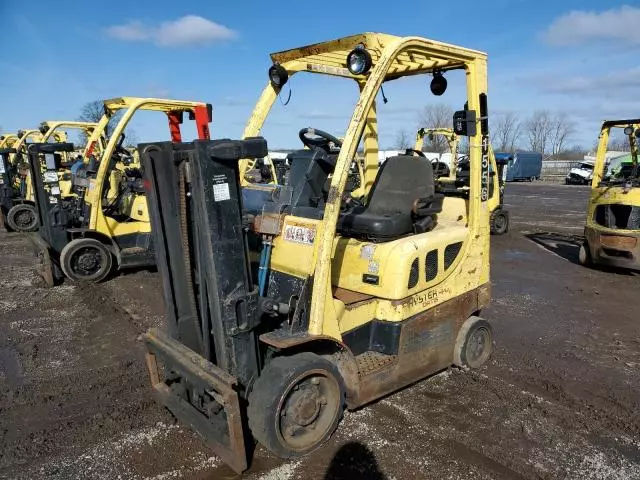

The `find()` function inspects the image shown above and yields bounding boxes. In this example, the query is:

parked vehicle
[496,151,542,182]
[566,161,594,185]
[579,120,639,271]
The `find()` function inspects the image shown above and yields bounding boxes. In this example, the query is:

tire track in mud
[0,239,169,477]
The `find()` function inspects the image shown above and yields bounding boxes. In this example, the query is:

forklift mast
[140,138,268,471]
[0,148,16,213]
[27,143,76,253]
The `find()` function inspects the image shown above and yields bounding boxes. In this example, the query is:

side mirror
[453,110,477,137]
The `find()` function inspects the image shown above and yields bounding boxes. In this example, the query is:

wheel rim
[70,246,107,278]
[14,207,35,229]
[466,326,491,367]
[276,370,341,452]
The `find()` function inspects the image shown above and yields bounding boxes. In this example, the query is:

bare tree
[417,104,453,154]
[394,129,412,149]
[124,128,139,148]
[524,110,554,155]
[524,110,576,157]
[549,113,575,156]
[608,131,631,152]
[491,112,521,152]
[77,100,122,144]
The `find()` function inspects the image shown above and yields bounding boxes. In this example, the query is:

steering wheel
[403,149,426,158]
[299,128,342,151]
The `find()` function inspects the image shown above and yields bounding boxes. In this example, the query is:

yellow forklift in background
[2,122,105,232]
[0,129,66,232]
[30,97,212,285]
[36,120,107,196]
[579,120,640,270]
[140,33,494,472]
[415,127,509,234]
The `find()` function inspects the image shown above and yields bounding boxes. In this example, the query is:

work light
[430,71,447,96]
[39,123,49,135]
[269,64,289,88]
[624,126,634,135]
[346,45,372,75]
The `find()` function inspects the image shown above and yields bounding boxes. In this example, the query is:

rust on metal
[145,352,160,386]
[332,287,374,306]
[142,328,247,473]
[600,234,637,250]
[350,287,480,407]
[259,330,344,350]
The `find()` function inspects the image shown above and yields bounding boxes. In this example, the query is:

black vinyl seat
[338,155,443,241]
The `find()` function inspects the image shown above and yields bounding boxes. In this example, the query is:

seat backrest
[366,155,435,214]
[285,149,336,208]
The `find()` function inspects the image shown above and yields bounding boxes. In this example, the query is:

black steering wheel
[404,148,426,158]
[299,127,342,151]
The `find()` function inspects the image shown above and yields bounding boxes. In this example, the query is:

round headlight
[39,123,49,134]
[624,126,634,135]
[346,45,372,75]
[430,71,447,96]
[269,64,289,89]
[17,130,25,138]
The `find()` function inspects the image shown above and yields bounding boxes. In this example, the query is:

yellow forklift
[140,33,493,472]
[579,120,640,270]
[0,129,67,232]
[1,122,104,232]
[30,97,212,285]
[414,128,509,235]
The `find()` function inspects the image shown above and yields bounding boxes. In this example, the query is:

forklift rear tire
[247,352,346,459]
[60,238,113,283]
[490,210,509,235]
[7,204,38,232]
[454,317,493,369]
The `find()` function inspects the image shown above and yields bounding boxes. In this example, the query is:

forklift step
[356,351,397,377]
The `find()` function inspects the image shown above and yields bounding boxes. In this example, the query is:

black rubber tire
[7,204,38,232]
[578,241,592,267]
[490,210,509,235]
[458,319,493,369]
[247,352,346,459]
[60,238,113,283]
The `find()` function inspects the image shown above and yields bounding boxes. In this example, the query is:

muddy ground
[0,182,639,480]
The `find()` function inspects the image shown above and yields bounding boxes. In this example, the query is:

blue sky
[1,0,638,150]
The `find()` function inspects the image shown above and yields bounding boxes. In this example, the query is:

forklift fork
[143,328,248,473]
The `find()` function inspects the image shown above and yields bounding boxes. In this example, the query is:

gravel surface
[0,182,638,480]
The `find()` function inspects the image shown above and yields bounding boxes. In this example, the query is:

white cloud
[542,5,640,46]
[539,67,640,97]
[106,15,237,47]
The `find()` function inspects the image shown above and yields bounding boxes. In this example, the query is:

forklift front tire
[247,352,346,459]
[578,242,592,267]
[7,204,38,232]
[453,317,493,369]
[60,238,113,283]
[490,210,509,235]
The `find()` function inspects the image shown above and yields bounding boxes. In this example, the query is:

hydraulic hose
[258,237,273,296]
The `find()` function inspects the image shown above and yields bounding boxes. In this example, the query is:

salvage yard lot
[1,183,639,480]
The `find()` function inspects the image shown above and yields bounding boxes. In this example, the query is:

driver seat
[337,155,443,241]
